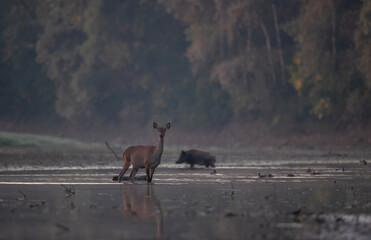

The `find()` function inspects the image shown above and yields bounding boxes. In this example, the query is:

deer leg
[118,161,130,183]
[129,168,138,182]
[145,167,151,183]
[149,168,155,183]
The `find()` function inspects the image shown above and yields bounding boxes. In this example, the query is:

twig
[230,181,235,196]
[55,223,69,231]
[61,184,75,196]
[18,191,27,199]
[105,141,121,161]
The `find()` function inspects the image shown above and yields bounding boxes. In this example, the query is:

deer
[118,122,170,183]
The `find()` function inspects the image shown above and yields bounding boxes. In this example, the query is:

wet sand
[0,147,370,239]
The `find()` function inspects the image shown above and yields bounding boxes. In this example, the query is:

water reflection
[120,184,164,239]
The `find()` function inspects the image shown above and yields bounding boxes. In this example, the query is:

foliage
[0,0,371,132]
[0,0,55,118]
[0,131,85,146]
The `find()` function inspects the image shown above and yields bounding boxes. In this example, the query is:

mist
[0,0,370,147]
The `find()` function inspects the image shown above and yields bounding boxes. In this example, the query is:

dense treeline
[1,0,371,134]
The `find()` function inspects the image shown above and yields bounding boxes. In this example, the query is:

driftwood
[105,141,121,161]
[18,191,26,199]
[61,184,75,196]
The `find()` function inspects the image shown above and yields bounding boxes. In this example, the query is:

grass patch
[0,132,86,147]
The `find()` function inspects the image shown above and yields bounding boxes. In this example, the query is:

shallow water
[0,146,369,171]
[0,146,370,239]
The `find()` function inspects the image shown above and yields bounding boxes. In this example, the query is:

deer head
[153,122,170,140]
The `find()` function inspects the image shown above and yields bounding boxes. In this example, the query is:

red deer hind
[118,122,170,183]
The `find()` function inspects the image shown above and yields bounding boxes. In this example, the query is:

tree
[286,0,366,123]
[0,0,55,119]
[159,0,297,119]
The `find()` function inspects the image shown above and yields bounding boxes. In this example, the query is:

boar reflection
[120,184,164,239]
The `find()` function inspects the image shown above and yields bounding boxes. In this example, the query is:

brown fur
[118,122,170,183]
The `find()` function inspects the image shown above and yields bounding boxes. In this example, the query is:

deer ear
[166,122,171,129]
[153,122,158,129]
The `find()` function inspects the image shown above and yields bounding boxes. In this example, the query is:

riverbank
[0,146,370,239]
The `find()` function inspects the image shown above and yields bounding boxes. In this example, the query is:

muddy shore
[0,146,370,239]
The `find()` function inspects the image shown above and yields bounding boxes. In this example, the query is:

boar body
[176,150,216,168]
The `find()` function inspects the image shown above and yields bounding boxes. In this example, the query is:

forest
[1,0,371,145]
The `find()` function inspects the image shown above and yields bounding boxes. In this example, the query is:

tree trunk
[237,29,248,88]
[247,22,252,54]
[331,0,337,69]
[272,2,287,95]
[260,19,281,100]
[217,1,225,60]
[244,23,253,89]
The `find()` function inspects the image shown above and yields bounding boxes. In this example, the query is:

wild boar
[176,150,216,168]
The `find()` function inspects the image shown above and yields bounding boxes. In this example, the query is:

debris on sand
[322,151,347,158]
[306,169,320,175]
[258,173,265,178]
[210,170,217,175]
[17,191,26,201]
[291,208,302,216]
[224,212,238,218]
[258,173,273,178]
[61,184,75,196]
[55,223,69,235]
[89,204,97,209]
[335,167,345,171]
[359,160,367,166]
[55,223,69,231]
[315,215,325,224]
[289,207,302,222]
[287,173,295,177]
[230,181,235,197]
[29,203,42,208]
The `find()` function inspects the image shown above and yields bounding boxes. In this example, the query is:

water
[0,146,370,239]
[0,146,369,171]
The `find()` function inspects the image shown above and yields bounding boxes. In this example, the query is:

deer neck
[153,137,164,164]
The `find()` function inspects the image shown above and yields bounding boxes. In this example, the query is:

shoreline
[0,146,370,239]
[1,166,370,239]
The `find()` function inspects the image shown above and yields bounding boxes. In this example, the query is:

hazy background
[1,0,371,147]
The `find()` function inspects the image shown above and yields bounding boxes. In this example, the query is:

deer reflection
[120,184,164,239]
